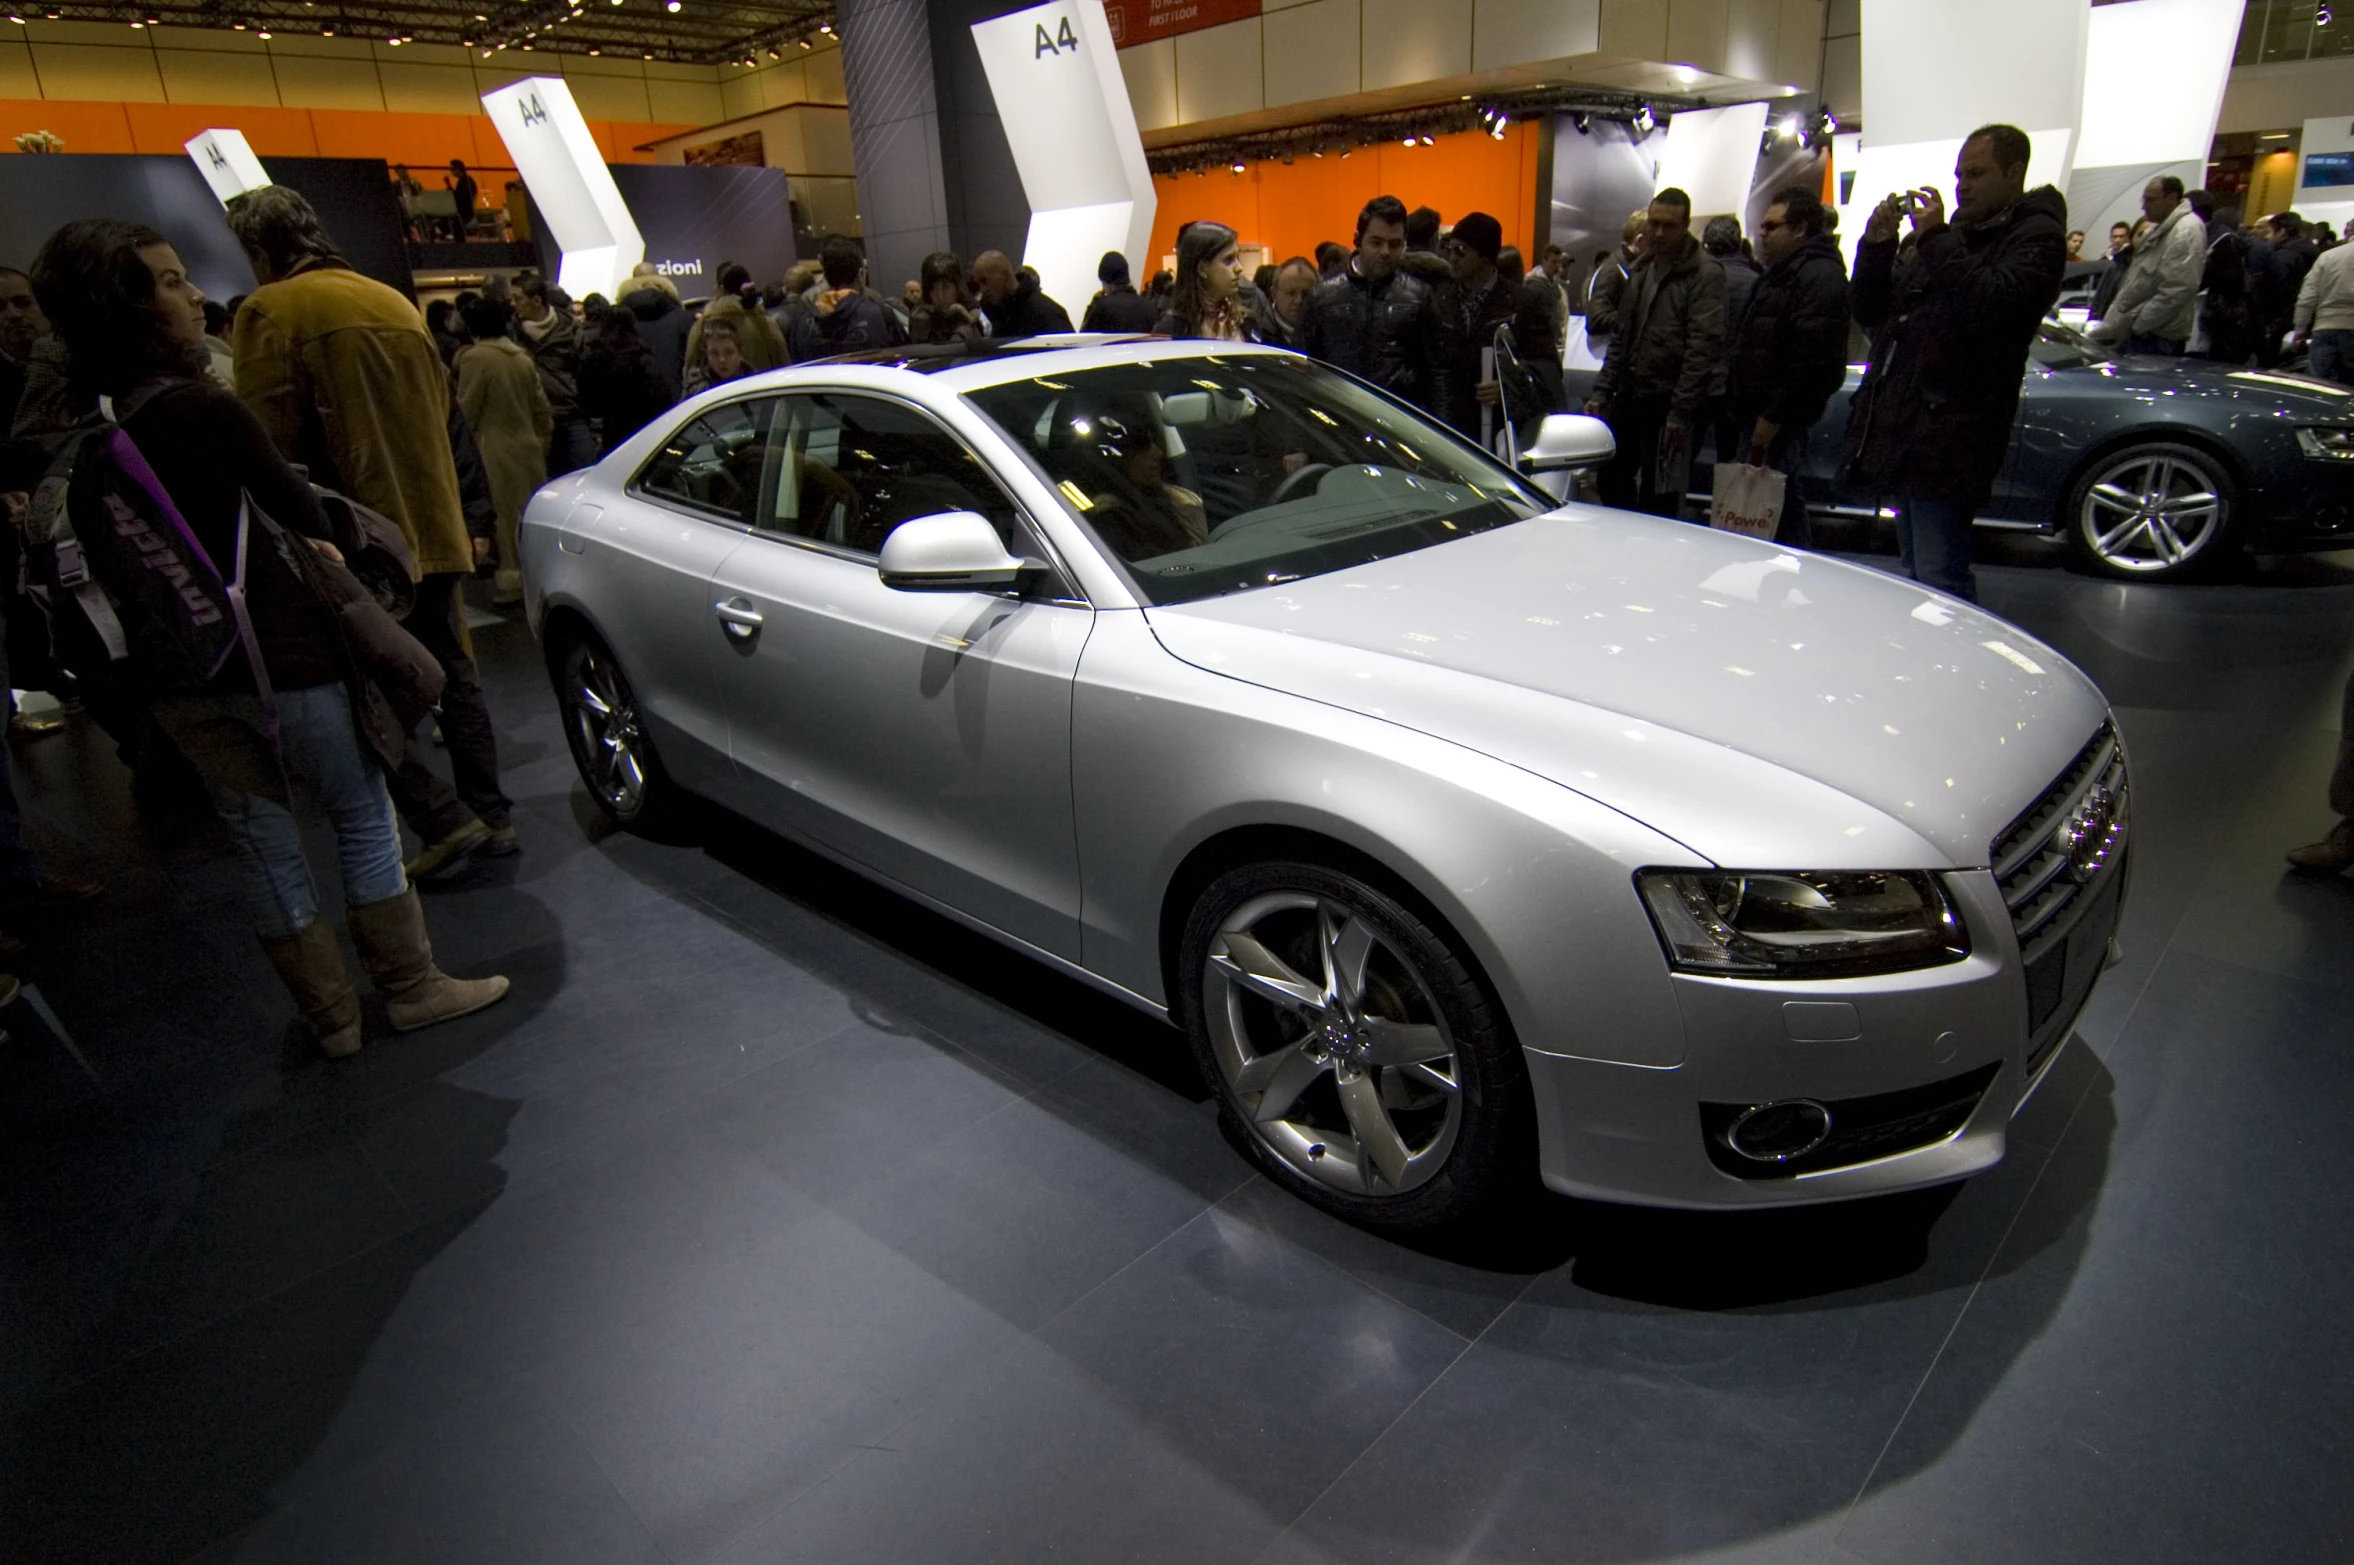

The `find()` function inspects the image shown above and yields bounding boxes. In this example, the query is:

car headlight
[1635,870,1969,980]
[2296,426,2354,461]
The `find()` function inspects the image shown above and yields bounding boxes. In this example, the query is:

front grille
[1699,1062,2003,1180]
[1990,724,2128,963]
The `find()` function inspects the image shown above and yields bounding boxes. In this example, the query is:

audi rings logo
[2058,784,2124,884]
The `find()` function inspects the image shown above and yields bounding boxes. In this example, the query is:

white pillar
[482,77,644,301]
[1845,0,2090,257]
[2068,0,2245,240]
[970,0,1155,326]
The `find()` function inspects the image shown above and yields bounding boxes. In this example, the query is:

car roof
[799,334,1296,391]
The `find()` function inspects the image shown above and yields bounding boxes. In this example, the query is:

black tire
[552,631,684,832]
[2064,440,2240,582]
[1177,859,1532,1229]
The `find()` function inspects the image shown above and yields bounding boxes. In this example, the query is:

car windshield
[962,352,1554,605]
[2030,320,2110,370]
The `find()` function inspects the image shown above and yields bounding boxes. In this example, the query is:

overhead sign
[185,128,271,206]
[971,0,1156,324]
[1104,0,1259,48]
[482,76,644,300]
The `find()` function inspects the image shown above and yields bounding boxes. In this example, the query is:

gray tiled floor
[3,539,2351,1564]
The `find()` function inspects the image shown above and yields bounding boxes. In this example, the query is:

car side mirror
[1519,413,1616,473]
[877,511,1025,592]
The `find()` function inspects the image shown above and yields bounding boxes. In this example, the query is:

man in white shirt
[2293,235,2354,385]
[2090,176,2206,355]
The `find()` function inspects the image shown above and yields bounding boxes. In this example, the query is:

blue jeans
[2310,329,2354,386]
[548,419,599,479]
[154,683,408,941]
[1896,497,1978,603]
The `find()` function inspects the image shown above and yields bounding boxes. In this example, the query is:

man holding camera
[1842,123,2068,602]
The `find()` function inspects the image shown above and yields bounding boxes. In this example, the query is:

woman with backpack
[28,218,507,1059]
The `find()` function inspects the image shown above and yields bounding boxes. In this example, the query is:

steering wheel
[1269,461,1332,507]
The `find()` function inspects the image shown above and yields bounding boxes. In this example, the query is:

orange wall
[1150,120,1544,267]
[0,98,696,173]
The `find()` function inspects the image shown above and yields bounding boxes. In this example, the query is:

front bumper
[2247,458,2354,551]
[1524,864,2117,1209]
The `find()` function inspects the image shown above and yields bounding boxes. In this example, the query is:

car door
[590,395,777,791]
[704,389,1094,959]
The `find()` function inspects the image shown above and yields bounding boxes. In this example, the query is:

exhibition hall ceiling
[5,0,841,65]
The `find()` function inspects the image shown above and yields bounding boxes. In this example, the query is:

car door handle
[713,598,764,639]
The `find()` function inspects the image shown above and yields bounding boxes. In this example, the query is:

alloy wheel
[2076,449,2227,573]
[566,643,649,816]
[1201,891,1463,1197]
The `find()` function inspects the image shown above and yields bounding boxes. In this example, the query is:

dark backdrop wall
[836,0,1030,301]
[528,164,799,297]
[0,153,413,301]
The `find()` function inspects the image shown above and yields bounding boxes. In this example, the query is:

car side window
[762,392,1020,556]
[635,398,776,526]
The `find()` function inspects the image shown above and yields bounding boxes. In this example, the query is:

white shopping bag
[1709,462,1786,539]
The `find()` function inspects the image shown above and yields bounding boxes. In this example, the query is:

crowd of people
[1,127,2351,1055]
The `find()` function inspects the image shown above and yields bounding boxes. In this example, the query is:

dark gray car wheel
[2066,441,2238,581]
[1178,860,1531,1228]
[556,634,680,830]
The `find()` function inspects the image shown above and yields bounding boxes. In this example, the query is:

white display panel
[1861,0,2089,159]
[2075,0,2241,169]
[971,0,1155,325]
[481,76,644,301]
[1652,103,1771,224]
[186,128,271,206]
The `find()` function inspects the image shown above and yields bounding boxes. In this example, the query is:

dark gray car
[1566,321,2354,580]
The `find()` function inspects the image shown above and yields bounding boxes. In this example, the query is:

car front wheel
[555,634,681,830]
[1178,860,1530,1228]
[2066,441,2238,580]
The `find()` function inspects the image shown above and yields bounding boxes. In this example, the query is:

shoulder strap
[224,496,279,747]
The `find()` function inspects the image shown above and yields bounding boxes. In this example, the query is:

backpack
[24,414,247,693]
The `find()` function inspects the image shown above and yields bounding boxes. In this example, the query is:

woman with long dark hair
[1153,221,1258,342]
[908,251,980,345]
[28,219,506,1057]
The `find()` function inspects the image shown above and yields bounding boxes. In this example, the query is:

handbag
[1708,462,1786,539]
[247,497,445,736]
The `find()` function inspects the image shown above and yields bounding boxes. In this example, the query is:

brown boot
[345,887,510,1030]
[259,919,364,1058]
[2286,818,2354,875]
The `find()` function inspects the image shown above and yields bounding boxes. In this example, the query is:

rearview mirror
[1520,413,1616,473]
[877,512,1024,592]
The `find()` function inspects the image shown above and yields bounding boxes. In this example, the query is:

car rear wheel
[2066,442,2238,580]
[555,634,681,831]
[1178,860,1530,1228]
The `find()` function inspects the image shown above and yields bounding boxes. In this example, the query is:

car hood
[2071,353,2354,415]
[1144,511,2111,870]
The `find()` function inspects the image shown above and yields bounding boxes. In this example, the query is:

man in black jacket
[1300,195,1435,409]
[1843,123,2067,602]
[1081,252,1157,333]
[1723,186,1850,548]
[975,251,1074,339]
[1585,187,1725,517]
[790,237,907,359]
[1427,212,1522,443]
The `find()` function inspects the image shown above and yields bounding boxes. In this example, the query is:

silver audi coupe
[519,337,2129,1227]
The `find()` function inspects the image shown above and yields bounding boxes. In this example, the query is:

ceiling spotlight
[1632,102,1655,135]
[128,16,142,25]
[1573,111,1590,134]
[7,12,25,20]
[818,20,831,32]
[1230,159,1245,173]
[798,35,810,46]
[766,46,778,58]
[257,27,270,37]
[231,19,245,27]
[664,0,678,10]
[387,33,400,42]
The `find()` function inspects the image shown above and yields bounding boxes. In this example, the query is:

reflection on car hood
[1145,510,2111,869]
[2070,354,2354,415]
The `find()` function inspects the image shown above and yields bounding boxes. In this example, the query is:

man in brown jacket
[225,185,515,877]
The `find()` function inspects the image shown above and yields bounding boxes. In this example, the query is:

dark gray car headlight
[1635,870,1969,980]
[2296,426,2354,461]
